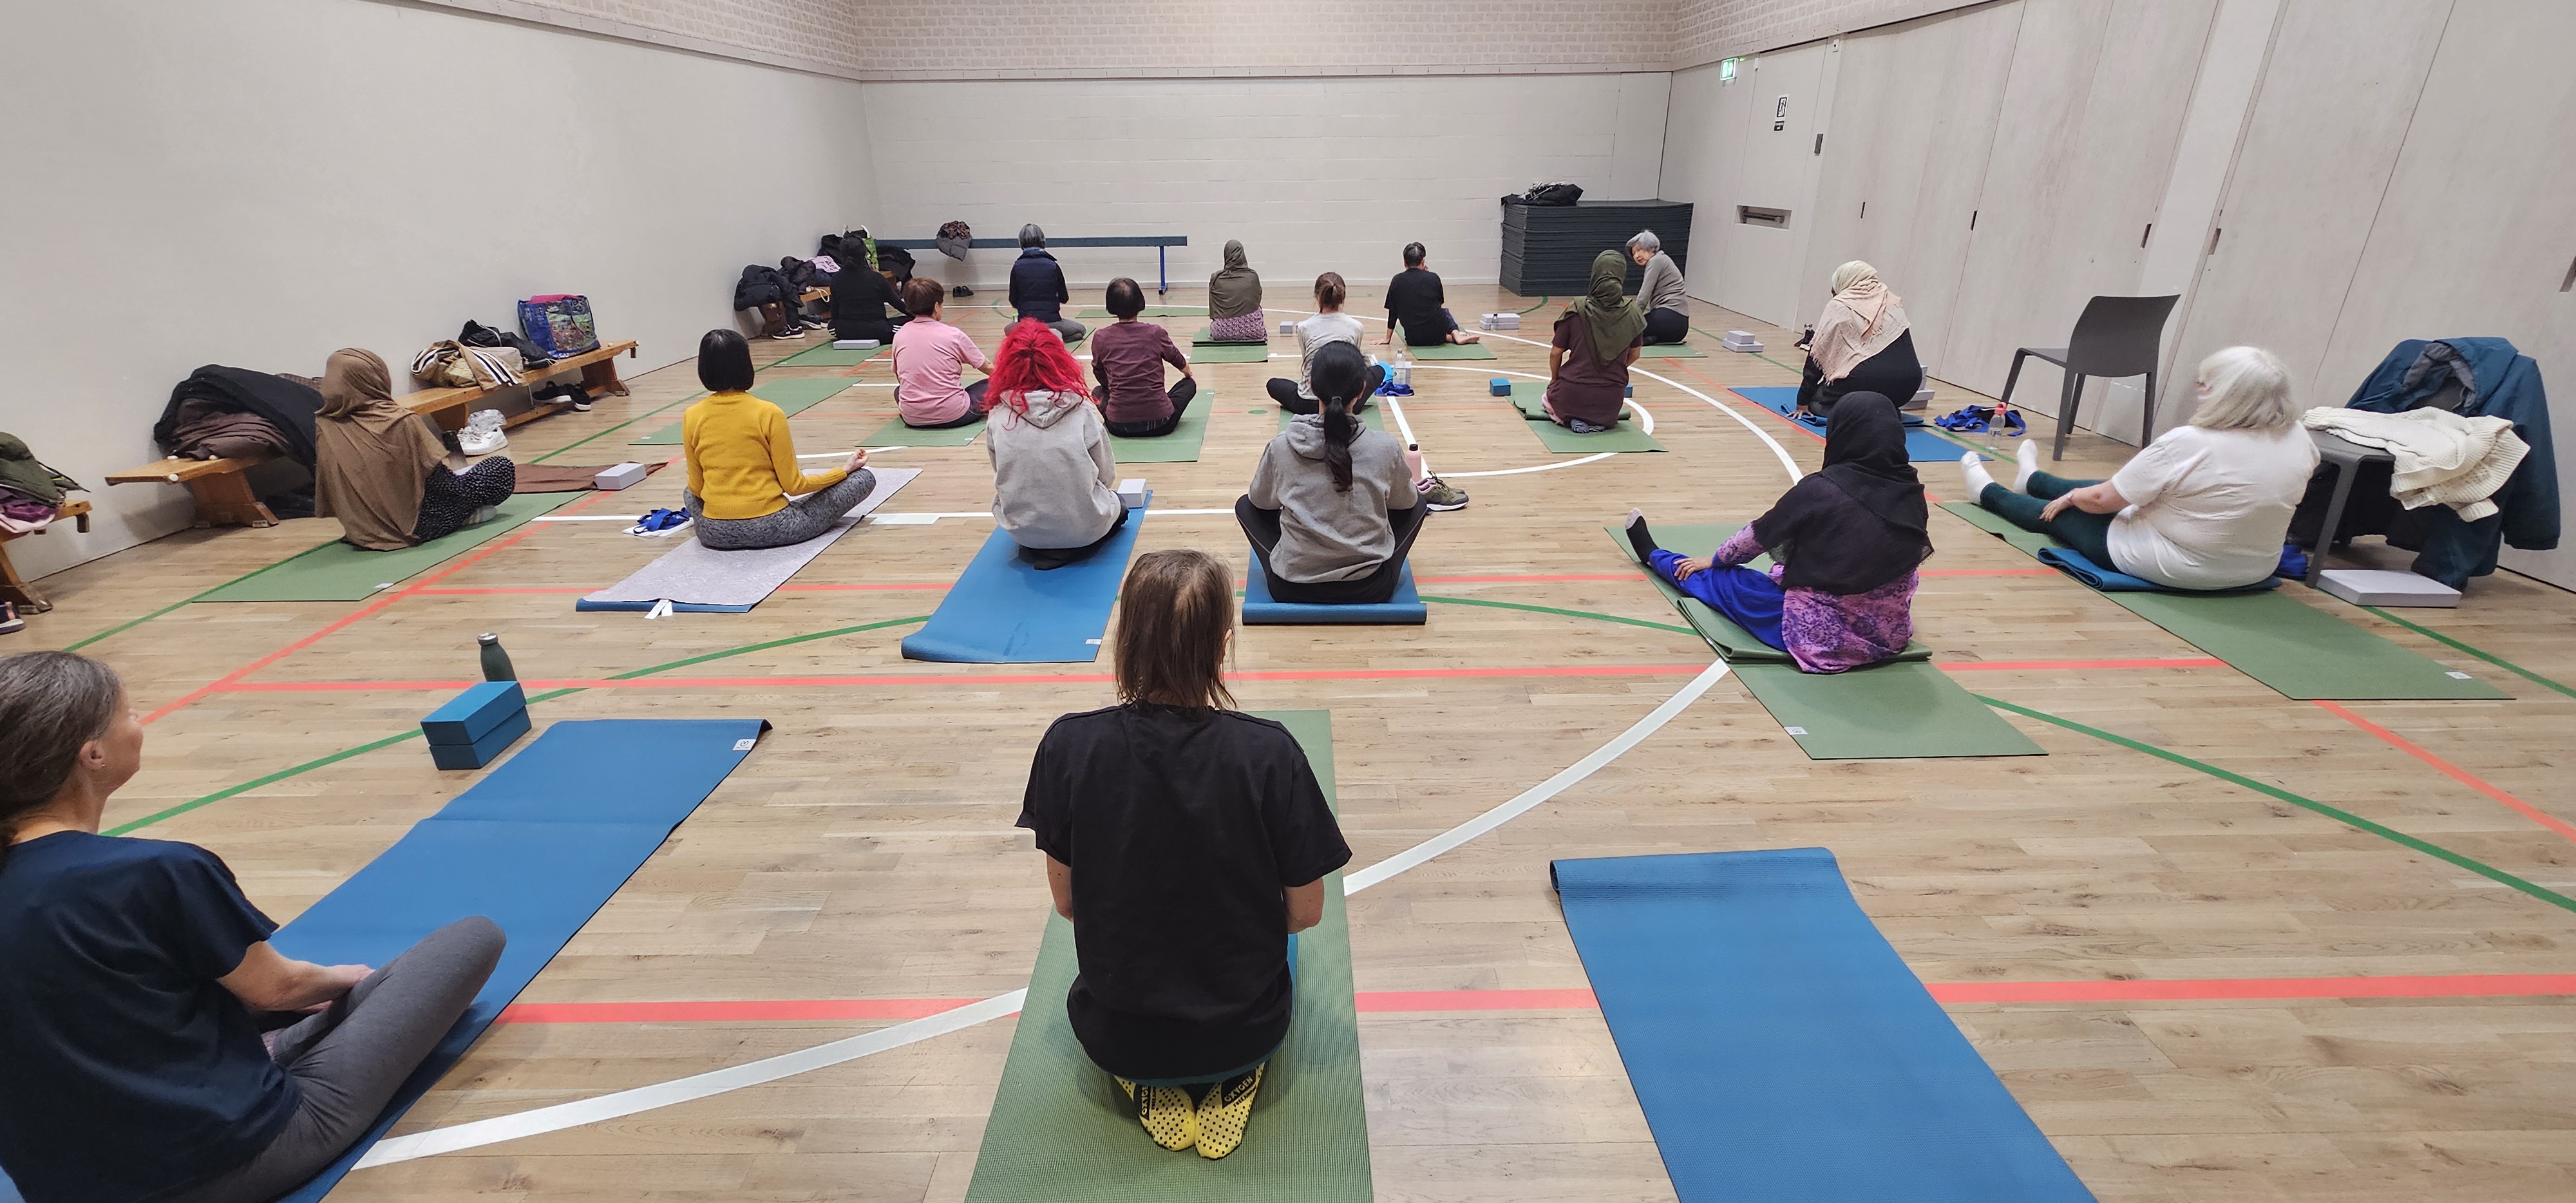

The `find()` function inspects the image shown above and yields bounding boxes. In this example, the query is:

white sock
[2012,441,2042,493]
[1960,452,1998,499]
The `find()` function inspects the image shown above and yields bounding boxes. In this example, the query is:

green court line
[2362,607,2576,700]
[107,614,934,835]
[530,393,697,464]
[1418,594,1696,638]
[64,598,204,652]
[1514,296,1551,314]
[1976,694,2576,916]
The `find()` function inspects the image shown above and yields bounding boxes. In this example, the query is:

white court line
[355,658,1732,1168]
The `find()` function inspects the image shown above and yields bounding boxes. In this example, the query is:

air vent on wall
[1739,206,1790,229]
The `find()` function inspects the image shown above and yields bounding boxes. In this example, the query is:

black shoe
[1624,509,1658,564]
[952,285,974,298]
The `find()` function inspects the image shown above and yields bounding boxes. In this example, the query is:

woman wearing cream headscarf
[1795,261,1922,419]
[1542,250,1646,433]
[1206,240,1266,343]
[312,349,514,550]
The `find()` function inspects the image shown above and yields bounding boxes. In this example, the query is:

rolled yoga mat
[1242,556,1424,625]
[195,492,582,603]
[272,719,768,1202]
[1730,386,1980,462]
[770,341,889,367]
[1938,501,2506,701]
[1550,848,2097,1203]
[630,377,857,445]
[1606,524,2042,760]
[963,710,1369,1203]
[1108,392,1213,464]
[575,468,920,612]
[1510,382,1666,453]
[902,499,1150,663]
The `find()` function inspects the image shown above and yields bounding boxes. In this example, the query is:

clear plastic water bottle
[477,632,516,682]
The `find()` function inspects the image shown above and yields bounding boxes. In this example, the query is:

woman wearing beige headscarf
[312,349,514,550]
[1795,261,1922,420]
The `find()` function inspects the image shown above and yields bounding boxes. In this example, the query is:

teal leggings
[1977,472,2117,569]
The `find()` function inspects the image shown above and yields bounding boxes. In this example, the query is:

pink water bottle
[1404,443,1425,482]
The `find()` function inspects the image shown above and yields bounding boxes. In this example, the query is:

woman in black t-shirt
[1017,549,1352,1160]
[0,651,504,1203]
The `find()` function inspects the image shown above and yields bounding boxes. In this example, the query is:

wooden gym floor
[20,285,2576,1202]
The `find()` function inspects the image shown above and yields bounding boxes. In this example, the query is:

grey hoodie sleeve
[1249,438,1285,509]
[1087,408,1119,493]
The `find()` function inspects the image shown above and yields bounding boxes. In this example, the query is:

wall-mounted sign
[1773,95,1788,131]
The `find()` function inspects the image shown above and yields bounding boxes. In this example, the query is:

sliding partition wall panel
[1888,1,2026,379]
[2165,0,2454,428]
[1707,40,1837,327]
[1942,0,2217,439]
[1659,61,1756,312]
[2318,0,2576,589]
[1797,31,1895,332]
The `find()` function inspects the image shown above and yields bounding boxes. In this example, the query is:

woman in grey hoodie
[986,319,1126,569]
[1236,341,1425,603]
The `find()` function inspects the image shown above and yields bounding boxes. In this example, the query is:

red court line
[413,583,951,595]
[493,974,2576,1024]
[208,663,1714,694]
[2314,700,2576,848]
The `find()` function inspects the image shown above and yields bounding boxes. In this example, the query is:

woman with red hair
[987,318,1127,569]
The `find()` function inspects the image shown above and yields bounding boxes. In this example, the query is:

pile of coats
[153,366,321,465]
[0,433,80,535]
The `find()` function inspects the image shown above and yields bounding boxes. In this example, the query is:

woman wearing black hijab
[1624,393,1931,672]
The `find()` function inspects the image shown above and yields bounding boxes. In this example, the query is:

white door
[1657,60,1756,308]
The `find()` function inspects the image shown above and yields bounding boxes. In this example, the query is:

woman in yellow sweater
[680,329,876,551]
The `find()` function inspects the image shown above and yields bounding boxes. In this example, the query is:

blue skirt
[1649,552,1786,650]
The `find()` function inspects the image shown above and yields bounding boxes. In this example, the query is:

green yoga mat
[1401,341,1495,361]
[1109,392,1213,463]
[1939,502,2508,701]
[1511,383,1664,453]
[198,493,582,603]
[1188,327,1271,346]
[770,342,888,366]
[630,378,855,445]
[964,710,1369,1202]
[864,414,985,446]
[1636,343,1706,358]
[1607,524,2043,760]
[1191,343,1274,365]
[1077,305,1206,319]
[1276,405,1385,433]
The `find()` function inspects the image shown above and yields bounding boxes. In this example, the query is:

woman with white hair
[1797,261,1920,417]
[1627,231,1690,345]
[1963,346,2319,591]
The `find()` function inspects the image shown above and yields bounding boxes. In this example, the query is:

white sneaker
[466,505,500,526]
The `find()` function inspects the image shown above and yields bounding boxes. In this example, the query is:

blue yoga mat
[2034,546,2279,595]
[1242,554,1425,625]
[1730,386,1980,462]
[902,501,1149,663]
[1551,848,2095,1203]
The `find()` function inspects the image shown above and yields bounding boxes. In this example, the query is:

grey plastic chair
[1998,294,2181,459]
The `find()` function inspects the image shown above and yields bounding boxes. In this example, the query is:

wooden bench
[109,339,638,528]
[0,498,93,613]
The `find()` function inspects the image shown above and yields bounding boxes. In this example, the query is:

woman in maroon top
[1087,278,1198,438]
[1544,251,1645,432]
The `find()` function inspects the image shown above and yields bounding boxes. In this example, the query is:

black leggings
[833,316,898,344]
[905,379,989,429]
[1797,329,1922,417]
[1018,506,1131,570]
[1643,307,1689,345]
[1236,495,1427,605]
[412,458,515,543]
[1976,473,2118,569]
[1265,365,1385,414]
[1100,377,1199,439]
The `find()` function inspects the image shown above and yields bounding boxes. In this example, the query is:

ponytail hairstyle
[1113,550,1236,710]
[1313,271,1347,311]
[1307,340,1368,491]
[0,651,123,871]
[986,317,1090,417]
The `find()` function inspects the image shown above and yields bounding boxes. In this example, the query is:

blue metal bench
[877,235,1189,294]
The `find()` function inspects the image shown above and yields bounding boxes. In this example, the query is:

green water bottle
[477,632,516,681]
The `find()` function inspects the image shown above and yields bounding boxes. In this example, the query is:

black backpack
[1502,182,1584,206]
[460,319,553,368]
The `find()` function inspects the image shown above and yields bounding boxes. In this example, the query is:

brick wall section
[1672,0,1974,68]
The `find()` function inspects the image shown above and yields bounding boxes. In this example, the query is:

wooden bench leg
[0,540,47,613]
[187,473,278,529]
[582,359,631,398]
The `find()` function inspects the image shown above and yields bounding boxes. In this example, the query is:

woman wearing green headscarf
[1544,251,1646,432]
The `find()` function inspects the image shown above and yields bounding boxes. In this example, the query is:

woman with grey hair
[1627,231,1690,345]
[1964,346,2320,591]
[0,650,505,1203]
[1009,223,1087,344]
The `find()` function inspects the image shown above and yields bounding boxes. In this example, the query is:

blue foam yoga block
[422,681,526,746]
[1490,377,1511,396]
[1242,553,1426,625]
[428,705,531,770]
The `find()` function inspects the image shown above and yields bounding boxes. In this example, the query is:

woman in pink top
[891,276,994,429]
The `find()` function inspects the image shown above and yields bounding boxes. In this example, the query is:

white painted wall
[0,0,876,582]
[857,74,1672,296]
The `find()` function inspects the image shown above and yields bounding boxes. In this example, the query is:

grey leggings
[168,917,506,1203]
[683,469,878,551]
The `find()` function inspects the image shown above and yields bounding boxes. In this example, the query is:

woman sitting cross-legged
[1797,260,1921,420]
[891,276,996,429]
[1964,345,2317,591]
[831,258,907,345]
[679,328,877,551]
[1624,393,1931,673]
[1089,277,1198,438]
[1239,341,1426,605]
[1264,272,1384,415]
[0,650,504,1203]
[1205,239,1267,343]
[1544,250,1645,433]
[1017,549,1352,1159]
[987,317,1128,570]
[313,348,515,550]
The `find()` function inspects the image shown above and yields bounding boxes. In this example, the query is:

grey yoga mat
[575,468,920,612]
